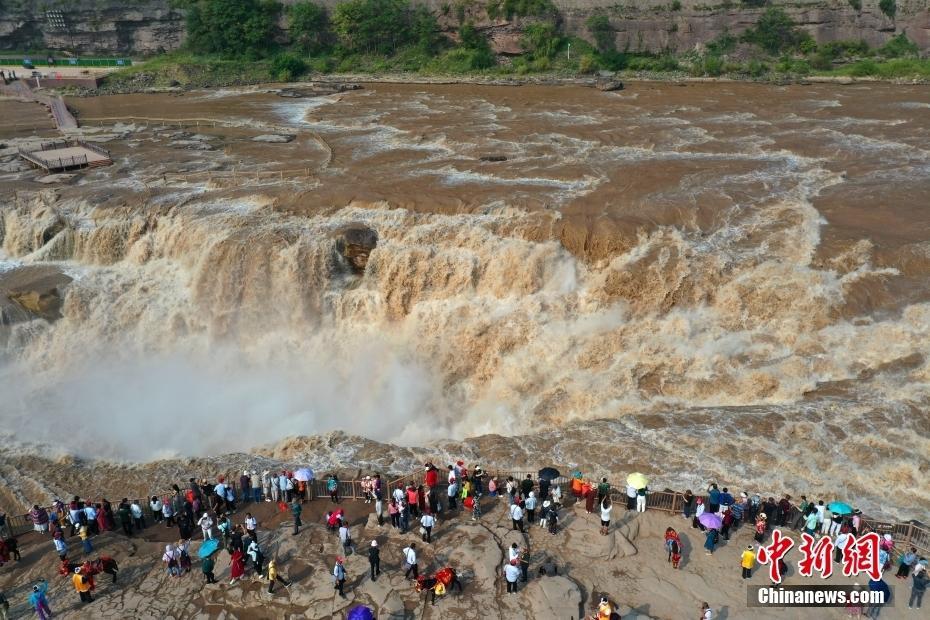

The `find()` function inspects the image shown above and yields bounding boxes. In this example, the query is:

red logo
[756,529,795,584]
[842,532,882,581]
[797,533,834,579]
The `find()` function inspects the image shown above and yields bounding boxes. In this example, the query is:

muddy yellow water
[1,82,929,518]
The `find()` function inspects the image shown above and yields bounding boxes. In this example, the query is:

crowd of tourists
[4,465,927,619]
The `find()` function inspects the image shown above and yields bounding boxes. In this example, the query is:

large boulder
[332,224,378,273]
[0,265,72,324]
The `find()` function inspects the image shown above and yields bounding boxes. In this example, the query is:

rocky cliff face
[0,0,926,57]
[0,0,184,55]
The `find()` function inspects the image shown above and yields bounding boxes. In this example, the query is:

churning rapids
[1,82,929,519]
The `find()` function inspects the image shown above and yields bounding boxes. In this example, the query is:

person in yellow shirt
[72,567,93,603]
[741,545,756,579]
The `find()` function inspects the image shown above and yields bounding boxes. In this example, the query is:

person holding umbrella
[538,467,559,501]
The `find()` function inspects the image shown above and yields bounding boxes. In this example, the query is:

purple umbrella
[346,606,375,620]
[699,513,722,529]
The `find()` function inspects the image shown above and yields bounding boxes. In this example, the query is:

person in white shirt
[600,497,613,535]
[626,484,637,510]
[524,492,538,523]
[198,513,214,540]
[509,502,524,532]
[420,513,435,544]
[338,523,354,555]
[402,543,418,579]
[508,543,521,563]
[504,559,521,593]
[393,485,405,505]
[244,513,257,539]
[700,602,714,619]
[834,531,850,563]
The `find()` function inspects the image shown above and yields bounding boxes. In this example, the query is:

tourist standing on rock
[730,496,744,532]
[910,566,928,609]
[251,470,263,502]
[374,491,384,526]
[389,498,400,528]
[704,528,718,555]
[420,511,435,543]
[178,539,192,574]
[328,474,340,503]
[239,471,251,503]
[525,492,538,524]
[333,557,347,598]
[79,524,93,555]
[339,522,355,555]
[707,484,720,514]
[270,472,280,503]
[30,505,50,533]
[504,559,520,593]
[130,500,145,531]
[229,548,245,585]
[247,538,264,575]
[682,490,696,519]
[369,540,381,581]
[30,580,52,620]
[636,486,648,513]
[83,503,99,535]
[262,470,272,502]
[213,478,228,514]
[267,559,290,593]
[403,543,418,579]
[741,545,756,579]
[117,500,132,536]
[72,567,93,603]
[510,500,525,532]
[520,475,535,500]
[198,513,214,540]
[520,547,530,582]
[447,476,459,510]
[178,511,194,540]
[291,499,302,535]
[596,477,610,505]
[68,497,84,537]
[53,531,67,559]
[406,485,420,518]
[803,508,818,536]
[163,544,181,578]
[399,499,410,534]
[201,554,216,584]
[600,497,612,535]
[700,602,714,619]
[898,547,918,579]
[245,513,257,540]
[625,483,637,510]
[755,514,768,543]
[150,496,163,524]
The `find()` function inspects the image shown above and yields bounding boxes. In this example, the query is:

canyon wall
[0,0,927,58]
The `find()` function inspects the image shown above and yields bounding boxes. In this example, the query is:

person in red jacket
[425,464,438,489]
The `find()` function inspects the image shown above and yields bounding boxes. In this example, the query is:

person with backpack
[333,557,347,597]
[910,566,928,609]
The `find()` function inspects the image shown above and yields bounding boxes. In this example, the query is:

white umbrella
[294,468,315,482]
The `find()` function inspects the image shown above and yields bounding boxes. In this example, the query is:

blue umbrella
[346,606,375,620]
[197,538,220,559]
[828,502,853,515]
[699,513,723,529]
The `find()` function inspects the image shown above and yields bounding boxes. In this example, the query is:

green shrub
[289,1,329,53]
[183,0,281,57]
[331,0,438,54]
[430,46,495,71]
[521,22,562,61]
[741,0,767,6]
[799,38,817,55]
[879,33,917,58]
[701,55,724,75]
[847,0,861,10]
[586,14,614,53]
[746,59,767,76]
[878,0,895,18]
[671,0,682,10]
[270,52,307,80]
[810,50,833,70]
[706,31,736,55]
[598,49,628,70]
[741,7,808,54]
[578,53,598,73]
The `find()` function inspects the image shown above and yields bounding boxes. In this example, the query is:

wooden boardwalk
[0,79,78,130]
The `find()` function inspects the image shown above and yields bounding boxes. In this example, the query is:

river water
[1,82,928,518]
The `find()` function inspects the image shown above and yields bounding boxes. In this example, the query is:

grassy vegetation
[98,0,928,89]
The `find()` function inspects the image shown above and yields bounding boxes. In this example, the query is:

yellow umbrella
[626,472,648,489]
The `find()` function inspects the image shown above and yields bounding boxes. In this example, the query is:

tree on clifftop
[180,0,281,57]
[289,1,331,54]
